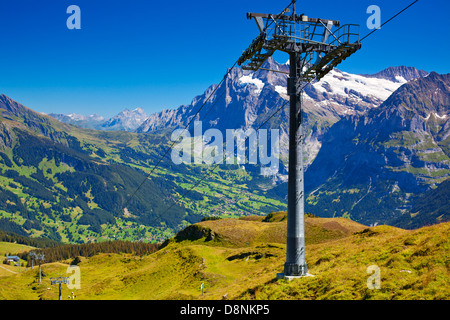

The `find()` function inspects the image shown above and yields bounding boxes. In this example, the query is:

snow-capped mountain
[137,58,427,167]
[49,113,106,129]
[302,71,449,226]
[100,107,148,132]
[139,60,425,131]
[361,66,429,83]
[49,59,428,170]
[50,107,148,132]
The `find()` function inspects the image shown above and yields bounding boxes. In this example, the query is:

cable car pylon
[238,0,361,278]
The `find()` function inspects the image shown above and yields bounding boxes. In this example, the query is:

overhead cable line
[360,0,419,42]
[118,0,419,218]
[159,0,422,217]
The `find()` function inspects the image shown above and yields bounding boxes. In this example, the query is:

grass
[239,223,450,300]
[418,151,450,163]
[0,216,448,300]
[0,242,35,256]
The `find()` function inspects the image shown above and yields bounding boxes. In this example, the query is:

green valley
[0,94,286,244]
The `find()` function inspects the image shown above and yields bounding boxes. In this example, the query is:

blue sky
[0,0,448,117]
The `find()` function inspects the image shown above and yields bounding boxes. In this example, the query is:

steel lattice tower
[238,0,361,278]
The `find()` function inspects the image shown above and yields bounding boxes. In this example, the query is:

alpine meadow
[0,0,448,305]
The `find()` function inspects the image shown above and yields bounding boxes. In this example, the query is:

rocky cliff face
[303,72,450,226]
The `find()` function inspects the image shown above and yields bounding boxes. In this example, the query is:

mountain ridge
[49,107,148,132]
[361,66,429,83]
[47,64,426,136]
[137,62,422,133]
[302,71,450,226]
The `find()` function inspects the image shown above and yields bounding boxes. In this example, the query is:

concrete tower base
[276,272,315,280]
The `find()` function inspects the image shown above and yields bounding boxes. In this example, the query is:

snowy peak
[362,66,428,83]
[246,60,415,111]
[100,107,148,131]
[48,113,105,129]
[67,113,104,122]
[238,74,265,95]
[116,107,146,118]
[304,68,409,112]
[49,107,148,132]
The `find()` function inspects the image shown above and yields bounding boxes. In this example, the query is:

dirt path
[0,264,18,274]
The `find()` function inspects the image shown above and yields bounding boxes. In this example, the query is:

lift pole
[28,252,36,269]
[35,253,45,283]
[51,277,69,301]
[287,0,306,276]
[238,0,361,278]
[285,51,307,276]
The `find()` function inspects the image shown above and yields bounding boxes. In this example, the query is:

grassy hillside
[0,241,35,277]
[0,241,35,256]
[0,215,447,300]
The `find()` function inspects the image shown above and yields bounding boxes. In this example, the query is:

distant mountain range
[51,61,427,134]
[0,60,448,245]
[50,60,429,170]
[49,107,148,132]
